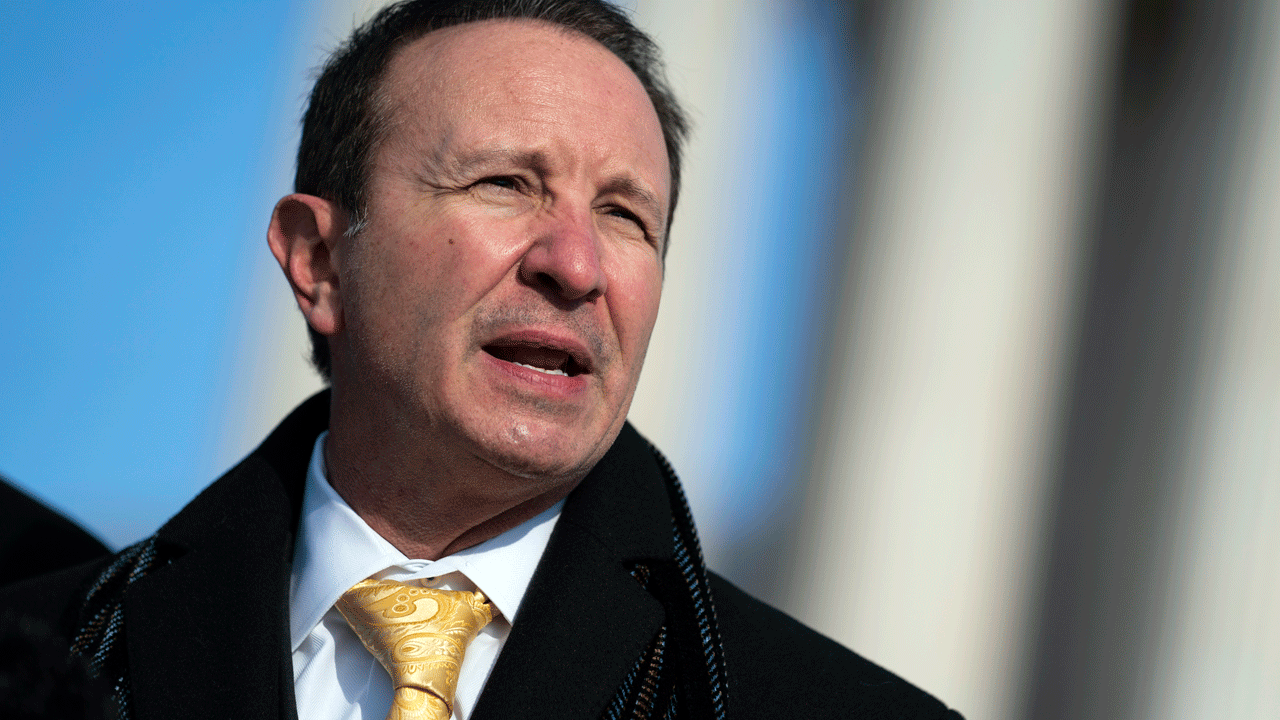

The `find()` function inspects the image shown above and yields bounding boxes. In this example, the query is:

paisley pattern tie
[337,578,495,720]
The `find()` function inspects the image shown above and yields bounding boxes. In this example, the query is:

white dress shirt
[290,432,563,720]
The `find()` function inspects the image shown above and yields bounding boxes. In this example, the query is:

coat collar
[122,393,676,720]
[472,422,673,720]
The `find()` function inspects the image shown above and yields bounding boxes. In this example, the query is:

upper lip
[481,328,595,376]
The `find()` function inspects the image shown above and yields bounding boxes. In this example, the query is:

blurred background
[2,1,1277,718]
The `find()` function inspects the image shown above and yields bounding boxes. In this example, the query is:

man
[1,2,961,718]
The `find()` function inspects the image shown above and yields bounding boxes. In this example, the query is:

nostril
[534,271,563,293]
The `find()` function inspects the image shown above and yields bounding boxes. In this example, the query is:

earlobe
[267,194,347,336]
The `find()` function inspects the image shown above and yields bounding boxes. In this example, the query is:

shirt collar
[288,431,562,652]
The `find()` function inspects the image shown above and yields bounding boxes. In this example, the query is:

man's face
[331,20,669,484]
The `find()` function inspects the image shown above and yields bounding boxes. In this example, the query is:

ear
[268,194,347,337]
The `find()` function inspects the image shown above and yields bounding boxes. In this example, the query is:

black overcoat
[1,392,961,719]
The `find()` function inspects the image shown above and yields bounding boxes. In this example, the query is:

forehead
[374,19,670,199]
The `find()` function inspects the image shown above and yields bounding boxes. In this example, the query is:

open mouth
[482,340,589,377]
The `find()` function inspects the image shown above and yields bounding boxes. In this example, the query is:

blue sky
[1,2,299,546]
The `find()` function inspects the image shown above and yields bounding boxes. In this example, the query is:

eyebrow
[446,147,551,177]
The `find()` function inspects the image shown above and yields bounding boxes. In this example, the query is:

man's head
[268,1,685,501]
[294,0,688,380]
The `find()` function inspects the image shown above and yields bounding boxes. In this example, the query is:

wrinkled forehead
[371,19,670,196]
[387,19,607,92]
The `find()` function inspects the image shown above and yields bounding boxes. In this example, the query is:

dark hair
[294,0,689,380]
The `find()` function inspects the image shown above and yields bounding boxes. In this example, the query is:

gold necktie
[337,578,495,720]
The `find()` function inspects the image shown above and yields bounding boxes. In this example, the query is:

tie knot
[337,578,494,720]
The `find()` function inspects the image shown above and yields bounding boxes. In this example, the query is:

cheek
[608,255,664,358]
[374,218,496,315]
[340,236,450,372]
[439,214,530,288]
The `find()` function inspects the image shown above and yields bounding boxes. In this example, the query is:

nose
[518,211,608,302]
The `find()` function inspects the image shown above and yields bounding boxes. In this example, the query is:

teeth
[513,361,568,376]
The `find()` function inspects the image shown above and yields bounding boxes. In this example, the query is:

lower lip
[480,351,591,397]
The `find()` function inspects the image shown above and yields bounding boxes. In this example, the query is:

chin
[470,417,616,485]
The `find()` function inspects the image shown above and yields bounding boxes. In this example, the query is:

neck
[323,392,580,561]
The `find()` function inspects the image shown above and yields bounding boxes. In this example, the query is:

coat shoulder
[709,573,963,719]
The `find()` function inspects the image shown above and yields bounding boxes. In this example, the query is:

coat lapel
[124,394,326,720]
[472,424,674,720]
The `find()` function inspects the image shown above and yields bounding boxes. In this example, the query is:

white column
[787,3,1112,719]
[1141,4,1280,717]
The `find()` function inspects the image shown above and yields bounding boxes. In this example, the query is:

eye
[468,174,536,212]
[601,205,654,244]
[476,176,519,190]
[604,205,643,228]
